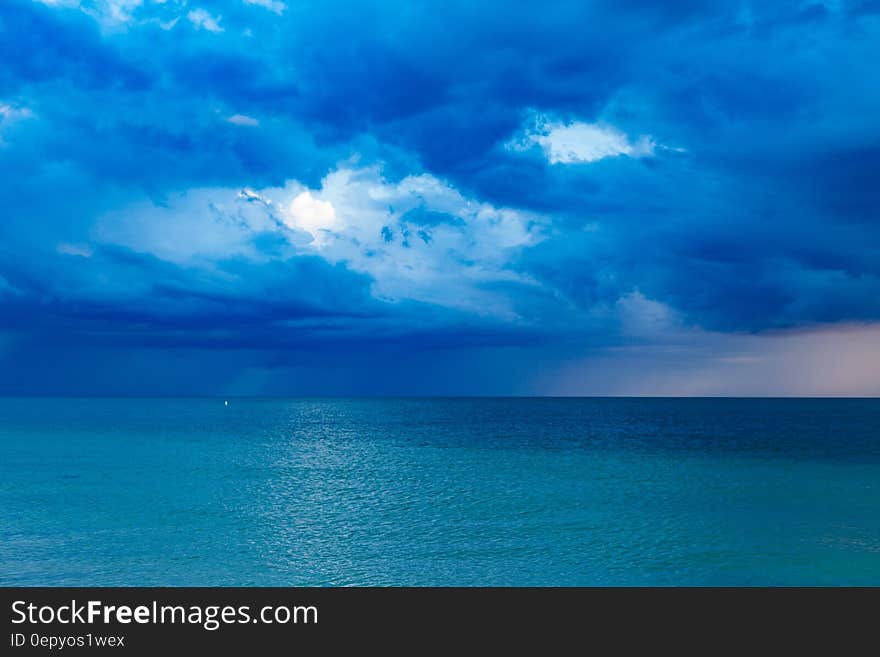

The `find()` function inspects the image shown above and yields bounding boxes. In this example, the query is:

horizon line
[1,394,878,400]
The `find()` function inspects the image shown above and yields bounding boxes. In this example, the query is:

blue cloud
[1,0,880,393]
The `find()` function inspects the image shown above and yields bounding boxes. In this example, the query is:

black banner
[1,587,875,654]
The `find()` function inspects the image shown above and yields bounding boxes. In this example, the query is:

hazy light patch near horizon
[539,324,880,397]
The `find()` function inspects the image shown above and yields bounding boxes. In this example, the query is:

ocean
[1,397,879,586]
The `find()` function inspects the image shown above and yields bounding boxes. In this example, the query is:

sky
[1,0,879,396]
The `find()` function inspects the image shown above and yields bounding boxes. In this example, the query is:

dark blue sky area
[1,1,879,395]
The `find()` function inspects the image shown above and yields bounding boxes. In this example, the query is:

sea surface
[1,397,879,586]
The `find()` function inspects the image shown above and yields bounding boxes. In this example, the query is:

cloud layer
[1,0,879,394]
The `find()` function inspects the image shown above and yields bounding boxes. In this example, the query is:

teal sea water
[1,398,879,586]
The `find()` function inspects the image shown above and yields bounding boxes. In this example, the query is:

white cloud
[187,8,223,32]
[269,166,546,313]
[0,104,33,123]
[94,187,307,266]
[151,16,180,30]
[0,103,34,145]
[33,0,80,7]
[95,166,549,317]
[615,291,678,337]
[508,115,656,164]
[243,0,286,14]
[227,114,259,127]
[96,0,143,24]
[35,0,145,26]
[57,243,94,258]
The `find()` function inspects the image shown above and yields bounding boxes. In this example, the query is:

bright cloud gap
[508,115,656,164]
